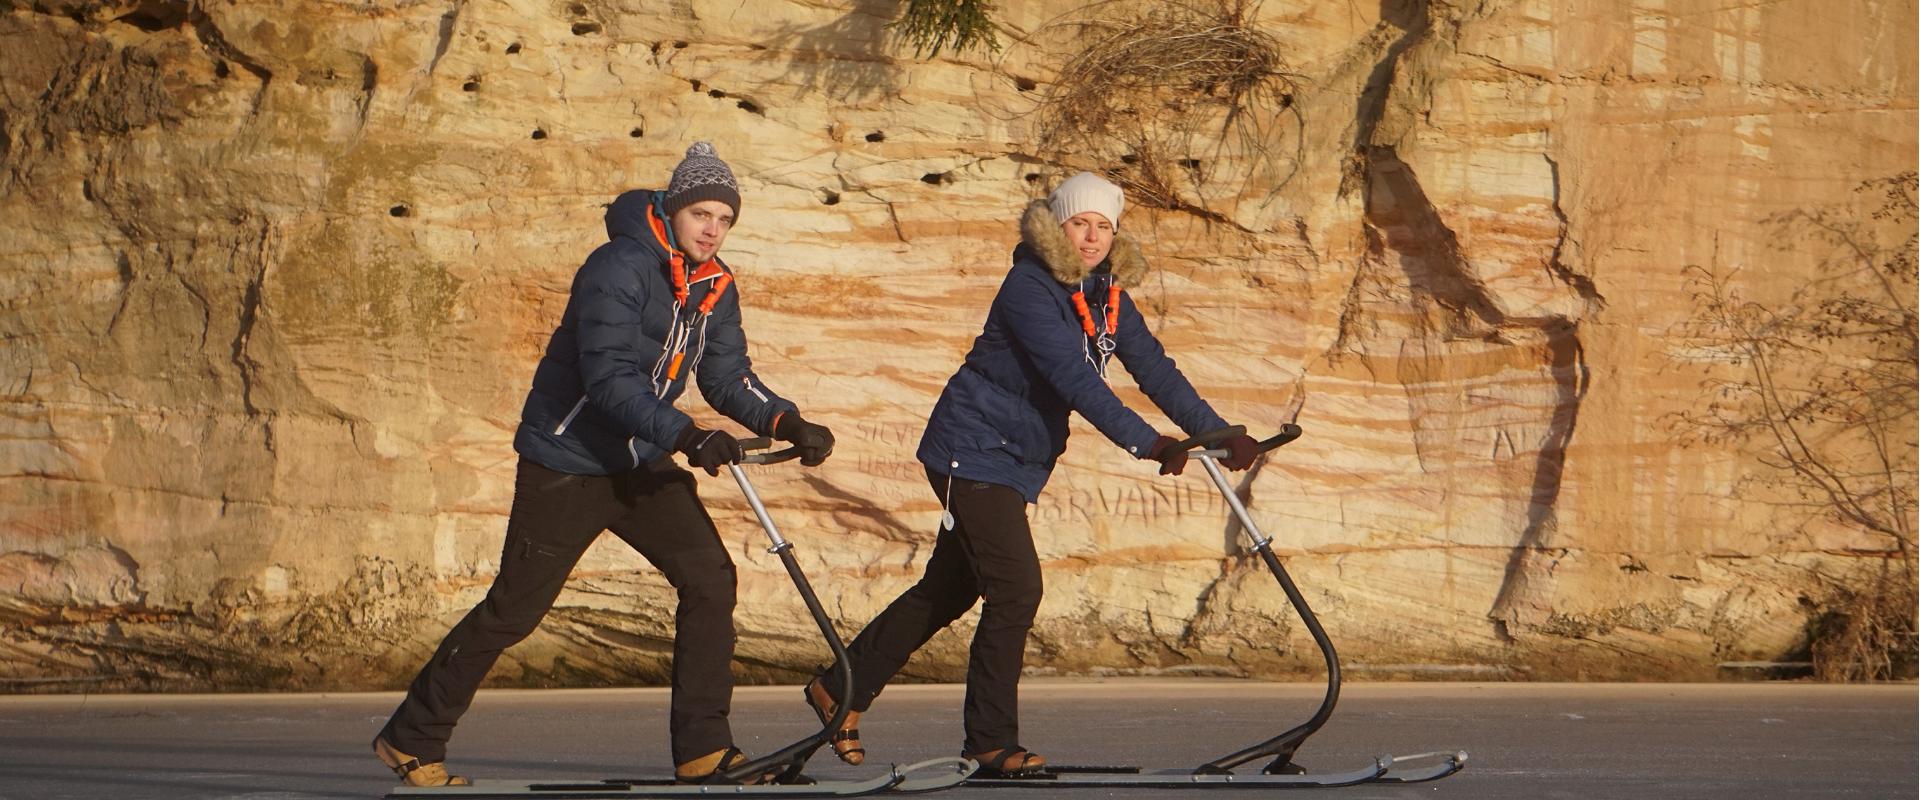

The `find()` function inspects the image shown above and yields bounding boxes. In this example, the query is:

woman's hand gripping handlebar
[1149,424,1297,476]
[1172,423,1303,460]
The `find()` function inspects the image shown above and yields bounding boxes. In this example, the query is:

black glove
[1145,434,1187,476]
[1220,433,1259,471]
[674,424,743,476]
[774,412,835,467]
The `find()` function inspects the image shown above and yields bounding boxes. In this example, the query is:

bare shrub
[1671,172,1918,680]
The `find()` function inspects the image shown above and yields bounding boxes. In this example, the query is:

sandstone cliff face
[1,0,1913,690]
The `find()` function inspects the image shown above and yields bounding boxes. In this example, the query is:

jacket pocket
[972,381,1051,463]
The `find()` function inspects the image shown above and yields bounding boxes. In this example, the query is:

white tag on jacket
[940,461,958,531]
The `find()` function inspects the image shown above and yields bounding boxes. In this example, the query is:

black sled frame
[966,425,1467,789]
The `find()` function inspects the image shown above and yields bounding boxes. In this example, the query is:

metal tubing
[718,464,853,784]
[1194,454,1343,774]
[728,464,790,550]
[1198,455,1269,549]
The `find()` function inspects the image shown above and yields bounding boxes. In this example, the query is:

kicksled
[388,427,1466,797]
[389,437,974,798]
[961,426,1465,790]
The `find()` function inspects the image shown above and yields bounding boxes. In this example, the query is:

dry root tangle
[1033,0,1299,216]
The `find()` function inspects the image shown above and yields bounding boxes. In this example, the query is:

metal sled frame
[966,425,1468,789]
[389,439,974,799]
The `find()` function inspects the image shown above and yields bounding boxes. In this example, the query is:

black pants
[380,457,739,765]
[833,468,1041,755]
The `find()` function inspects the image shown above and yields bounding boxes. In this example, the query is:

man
[373,142,836,786]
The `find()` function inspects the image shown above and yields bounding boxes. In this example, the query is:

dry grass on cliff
[1810,560,1918,681]
[893,0,1001,57]
[1029,0,1301,216]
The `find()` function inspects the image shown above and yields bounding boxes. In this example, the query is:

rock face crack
[186,5,272,112]
[1343,0,1598,643]
[1486,320,1590,640]
[427,0,466,77]
[229,219,270,417]
[1543,154,1606,309]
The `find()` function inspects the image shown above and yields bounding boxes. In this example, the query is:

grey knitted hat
[663,141,742,220]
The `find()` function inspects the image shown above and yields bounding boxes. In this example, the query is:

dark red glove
[674,424,743,476]
[1146,435,1187,476]
[1220,433,1259,471]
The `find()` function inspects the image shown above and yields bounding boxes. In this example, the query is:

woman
[802,172,1259,776]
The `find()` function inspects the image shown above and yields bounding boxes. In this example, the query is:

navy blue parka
[917,200,1228,501]
[514,189,795,475]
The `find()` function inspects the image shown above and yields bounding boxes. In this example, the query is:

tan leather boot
[803,677,865,766]
[373,735,471,787]
[966,746,1047,778]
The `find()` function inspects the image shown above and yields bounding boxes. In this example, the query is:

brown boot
[803,676,865,766]
[373,735,471,787]
[966,746,1046,778]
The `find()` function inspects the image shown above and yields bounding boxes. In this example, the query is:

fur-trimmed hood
[1019,200,1150,288]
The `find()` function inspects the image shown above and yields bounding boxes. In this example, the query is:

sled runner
[389,438,974,798]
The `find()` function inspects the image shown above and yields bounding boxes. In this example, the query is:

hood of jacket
[1019,199,1149,288]
[605,189,671,254]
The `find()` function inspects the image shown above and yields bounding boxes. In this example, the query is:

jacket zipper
[554,396,588,435]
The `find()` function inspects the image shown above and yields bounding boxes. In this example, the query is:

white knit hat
[1048,171,1124,227]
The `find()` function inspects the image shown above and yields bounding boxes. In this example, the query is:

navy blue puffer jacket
[917,200,1228,501]
[513,189,795,475]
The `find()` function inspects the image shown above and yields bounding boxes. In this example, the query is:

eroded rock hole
[921,172,948,185]
[821,190,840,206]
[531,128,547,140]
[864,131,885,143]
[1014,76,1037,91]
[736,99,762,115]
[506,42,522,54]
[572,21,601,35]
[115,1,187,31]
[390,204,412,217]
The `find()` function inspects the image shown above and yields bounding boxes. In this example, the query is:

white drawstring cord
[941,460,958,531]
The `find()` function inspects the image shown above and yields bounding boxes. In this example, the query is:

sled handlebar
[735,436,804,466]
[1173,424,1305,458]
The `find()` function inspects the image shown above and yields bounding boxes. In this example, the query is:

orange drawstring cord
[1071,284,1122,338]
[698,273,733,314]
